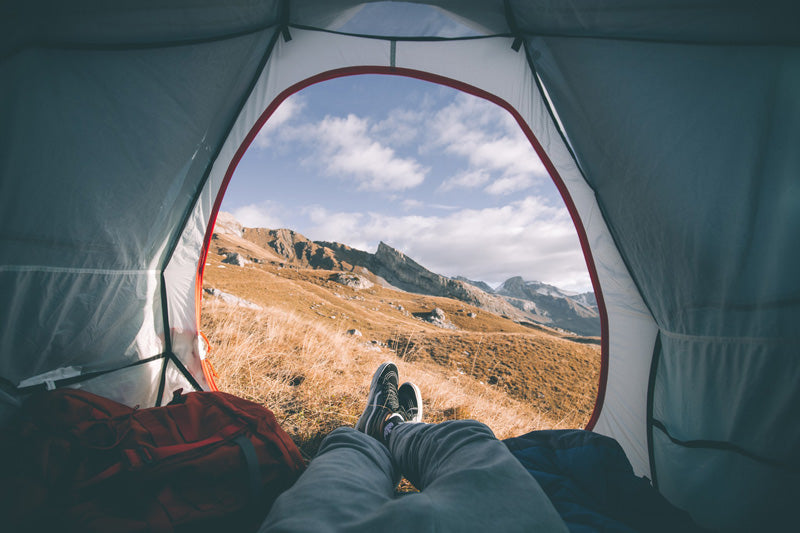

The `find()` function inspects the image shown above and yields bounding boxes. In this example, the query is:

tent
[1,1,797,530]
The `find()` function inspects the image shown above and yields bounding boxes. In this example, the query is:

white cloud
[401,198,425,210]
[231,203,284,229]
[253,96,305,148]
[484,174,534,195]
[429,203,460,211]
[370,108,425,146]
[303,206,370,250]
[302,196,591,292]
[438,169,491,192]
[426,94,549,195]
[312,114,428,191]
[248,99,429,192]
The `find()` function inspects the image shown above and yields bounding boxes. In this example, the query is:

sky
[222,75,592,293]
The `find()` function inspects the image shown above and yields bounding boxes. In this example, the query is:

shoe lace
[382,376,400,413]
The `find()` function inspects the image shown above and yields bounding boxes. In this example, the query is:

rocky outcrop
[370,242,526,320]
[243,227,346,270]
[496,277,600,336]
[453,276,495,294]
[330,272,373,290]
[222,252,249,266]
[415,307,456,329]
[214,212,243,237]
[573,291,597,311]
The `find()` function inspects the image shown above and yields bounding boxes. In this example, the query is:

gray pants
[260,420,568,532]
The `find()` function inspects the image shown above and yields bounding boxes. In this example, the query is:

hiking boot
[398,382,423,423]
[355,362,402,442]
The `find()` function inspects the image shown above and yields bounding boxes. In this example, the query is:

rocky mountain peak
[376,241,408,262]
[497,276,525,292]
[216,212,599,337]
[495,276,599,336]
[453,276,495,294]
[214,211,243,237]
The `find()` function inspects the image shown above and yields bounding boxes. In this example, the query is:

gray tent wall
[1,2,798,531]
[515,5,800,530]
[1,2,288,408]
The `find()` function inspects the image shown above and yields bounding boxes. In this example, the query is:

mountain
[453,276,495,294]
[212,213,599,337]
[241,227,362,271]
[572,291,597,311]
[234,226,528,321]
[496,277,600,337]
[368,242,527,320]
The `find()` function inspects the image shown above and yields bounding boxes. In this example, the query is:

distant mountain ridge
[453,276,495,294]
[455,275,599,336]
[216,212,600,337]
[495,277,599,336]
[238,227,529,321]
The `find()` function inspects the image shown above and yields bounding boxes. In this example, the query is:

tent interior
[1,1,798,531]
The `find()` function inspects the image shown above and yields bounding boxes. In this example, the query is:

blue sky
[222,74,592,293]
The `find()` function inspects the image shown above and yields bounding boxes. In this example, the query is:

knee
[319,427,388,457]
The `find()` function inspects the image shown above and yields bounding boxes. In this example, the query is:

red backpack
[0,388,306,533]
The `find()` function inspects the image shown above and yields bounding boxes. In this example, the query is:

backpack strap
[233,435,263,504]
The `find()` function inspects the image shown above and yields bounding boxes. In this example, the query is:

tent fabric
[527,25,800,530]
[1,16,278,406]
[1,2,798,531]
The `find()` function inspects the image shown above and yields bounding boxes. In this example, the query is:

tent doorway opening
[199,74,602,458]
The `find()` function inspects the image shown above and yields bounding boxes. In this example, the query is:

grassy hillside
[201,232,601,459]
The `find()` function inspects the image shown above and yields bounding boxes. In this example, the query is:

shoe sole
[356,362,397,433]
[399,381,423,423]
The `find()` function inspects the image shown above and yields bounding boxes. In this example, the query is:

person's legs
[262,363,568,532]
[259,427,399,533]
[262,363,408,532]
[387,420,569,532]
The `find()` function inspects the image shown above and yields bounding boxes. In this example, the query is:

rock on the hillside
[416,307,457,329]
[222,252,249,266]
[346,329,363,337]
[331,272,373,290]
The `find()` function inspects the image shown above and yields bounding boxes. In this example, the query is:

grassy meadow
[201,232,601,459]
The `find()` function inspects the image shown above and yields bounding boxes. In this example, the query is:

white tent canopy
[2,2,798,531]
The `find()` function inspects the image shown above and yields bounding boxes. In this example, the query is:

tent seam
[157,26,284,398]
[646,331,662,488]
[0,266,159,275]
[504,0,613,432]
[159,25,282,275]
[659,329,800,344]
[651,420,797,472]
[155,271,174,407]
[2,21,282,60]
[287,23,513,42]
[6,352,169,394]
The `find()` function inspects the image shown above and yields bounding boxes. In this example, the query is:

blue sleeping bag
[504,430,706,533]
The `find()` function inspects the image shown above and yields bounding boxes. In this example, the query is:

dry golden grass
[201,230,601,459]
[201,298,577,460]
